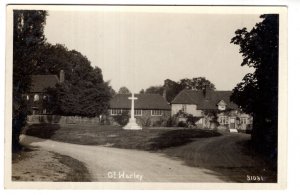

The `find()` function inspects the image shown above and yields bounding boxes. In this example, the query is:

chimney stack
[163,80,168,102]
[60,70,65,83]
[202,84,207,98]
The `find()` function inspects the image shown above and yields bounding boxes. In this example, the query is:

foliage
[139,89,145,94]
[163,79,183,103]
[111,110,129,126]
[178,77,216,91]
[166,116,177,127]
[143,77,216,103]
[118,86,131,94]
[13,10,48,151]
[35,44,112,117]
[170,110,200,128]
[105,81,116,96]
[144,85,164,95]
[230,15,279,156]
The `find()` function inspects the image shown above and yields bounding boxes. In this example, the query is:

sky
[44,7,262,93]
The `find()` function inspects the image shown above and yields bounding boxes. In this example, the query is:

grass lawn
[25,124,221,151]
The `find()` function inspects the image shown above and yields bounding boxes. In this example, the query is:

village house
[171,89,252,131]
[25,70,65,115]
[108,94,171,127]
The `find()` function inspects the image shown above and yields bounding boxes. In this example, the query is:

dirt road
[20,133,272,182]
[19,134,228,182]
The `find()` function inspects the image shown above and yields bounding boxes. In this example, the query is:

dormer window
[217,100,227,111]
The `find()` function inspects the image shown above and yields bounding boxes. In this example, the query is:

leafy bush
[178,121,187,127]
[112,111,129,126]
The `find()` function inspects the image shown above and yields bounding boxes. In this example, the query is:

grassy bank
[25,124,221,151]
[12,148,91,182]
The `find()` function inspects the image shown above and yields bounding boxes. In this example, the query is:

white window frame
[151,109,163,116]
[134,109,142,116]
[111,109,122,115]
[241,117,247,124]
[219,116,228,125]
[43,109,47,114]
[34,94,39,102]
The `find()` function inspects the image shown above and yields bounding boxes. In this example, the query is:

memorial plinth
[123,93,142,130]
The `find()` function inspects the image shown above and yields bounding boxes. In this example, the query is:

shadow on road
[162,134,277,183]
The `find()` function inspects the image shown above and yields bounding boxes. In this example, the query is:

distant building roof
[109,94,171,110]
[30,75,59,93]
[171,89,239,110]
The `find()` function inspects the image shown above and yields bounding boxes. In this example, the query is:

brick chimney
[59,70,65,83]
[163,80,168,102]
[163,87,167,101]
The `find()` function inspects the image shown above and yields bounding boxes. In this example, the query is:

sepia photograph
[4,5,287,189]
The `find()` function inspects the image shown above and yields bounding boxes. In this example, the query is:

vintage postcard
[5,5,287,189]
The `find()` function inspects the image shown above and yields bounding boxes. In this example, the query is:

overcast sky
[44,8,262,92]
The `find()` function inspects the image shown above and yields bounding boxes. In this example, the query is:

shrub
[178,121,187,127]
[112,111,129,126]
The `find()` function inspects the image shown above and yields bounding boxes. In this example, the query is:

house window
[34,94,39,102]
[219,116,228,125]
[134,109,142,116]
[182,105,187,112]
[241,117,247,124]
[111,109,122,115]
[151,110,163,116]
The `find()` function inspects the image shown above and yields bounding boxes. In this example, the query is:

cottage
[171,89,252,131]
[25,70,64,115]
[108,94,171,127]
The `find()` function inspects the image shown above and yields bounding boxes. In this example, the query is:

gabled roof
[30,75,60,93]
[109,94,171,110]
[217,100,227,106]
[171,89,238,110]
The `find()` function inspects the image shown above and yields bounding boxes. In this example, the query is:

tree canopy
[144,85,165,95]
[13,10,48,151]
[37,44,112,117]
[178,77,216,91]
[118,86,131,94]
[230,14,279,156]
[12,11,114,151]
[141,77,215,103]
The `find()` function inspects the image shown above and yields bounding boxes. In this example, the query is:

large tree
[144,85,164,95]
[164,77,215,102]
[142,77,216,103]
[178,77,216,91]
[13,10,48,151]
[118,86,131,94]
[230,15,279,157]
[38,45,112,117]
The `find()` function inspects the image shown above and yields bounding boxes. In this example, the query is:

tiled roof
[171,89,238,110]
[109,94,171,110]
[30,75,60,93]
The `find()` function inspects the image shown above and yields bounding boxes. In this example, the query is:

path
[19,134,231,182]
[20,133,270,182]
